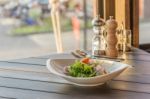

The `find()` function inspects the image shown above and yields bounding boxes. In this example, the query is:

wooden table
[0,48,150,99]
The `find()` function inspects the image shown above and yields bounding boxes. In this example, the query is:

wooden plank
[1,67,150,88]
[103,0,115,20]
[0,87,76,99]
[0,77,73,95]
[0,49,149,98]
[121,60,150,76]
[93,0,104,17]
[0,51,149,77]
[110,80,150,94]
[0,68,68,84]
[1,74,150,97]
[0,59,149,84]
[5,58,46,66]
[0,61,149,94]
[0,97,15,99]
[0,50,149,75]
[123,54,150,61]
[0,61,48,73]
[124,60,150,72]
[131,47,149,54]
[1,86,150,99]
[131,0,139,47]
[114,74,150,84]
[115,0,130,29]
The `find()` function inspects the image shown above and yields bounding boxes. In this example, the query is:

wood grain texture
[1,86,150,99]
[0,87,76,99]
[0,75,150,98]
[0,49,150,98]
[0,61,48,73]
[93,0,104,17]
[103,0,115,20]
[131,0,139,47]
[115,0,130,29]
[0,66,149,88]
[0,96,16,99]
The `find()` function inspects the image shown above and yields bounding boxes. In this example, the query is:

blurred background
[0,0,150,60]
[0,0,93,60]
[139,0,150,51]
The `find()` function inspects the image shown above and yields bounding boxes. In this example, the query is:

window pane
[0,0,93,60]
[139,0,150,44]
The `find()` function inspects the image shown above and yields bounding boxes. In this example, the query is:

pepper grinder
[92,15,105,56]
[106,16,118,57]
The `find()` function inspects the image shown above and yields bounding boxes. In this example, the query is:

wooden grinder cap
[106,16,118,29]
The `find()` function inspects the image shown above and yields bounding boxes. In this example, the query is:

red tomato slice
[81,58,90,64]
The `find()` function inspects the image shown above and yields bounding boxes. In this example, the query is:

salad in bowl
[47,57,130,86]
[63,58,107,78]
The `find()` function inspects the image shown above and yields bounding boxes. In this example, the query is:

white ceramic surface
[46,59,131,86]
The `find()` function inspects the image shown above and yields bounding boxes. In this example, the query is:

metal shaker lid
[92,15,105,27]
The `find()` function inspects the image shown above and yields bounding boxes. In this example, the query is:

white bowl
[46,59,130,87]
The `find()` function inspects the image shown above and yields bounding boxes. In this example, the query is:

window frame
[93,0,139,47]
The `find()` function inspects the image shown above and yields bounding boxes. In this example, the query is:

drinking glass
[123,29,132,52]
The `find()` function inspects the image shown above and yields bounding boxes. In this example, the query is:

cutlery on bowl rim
[71,51,124,62]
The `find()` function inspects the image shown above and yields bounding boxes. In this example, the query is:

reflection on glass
[123,30,132,52]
